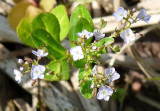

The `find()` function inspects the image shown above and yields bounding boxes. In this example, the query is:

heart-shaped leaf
[31,13,60,42]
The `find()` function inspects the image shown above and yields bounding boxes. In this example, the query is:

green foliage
[52,5,70,41]
[73,58,86,68]
[31,29,66,60]
[44,59,70,81]
[95,37,114,47]
[69,4,93,47]
[70,18,93,47]
[32,13,60,42]
[79,68,93,99]
[17,17,35,47]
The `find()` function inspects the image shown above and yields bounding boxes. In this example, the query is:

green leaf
[69,18,93,47]
[52,5,70,41]
[44,59,70,81]
[95,37,114,47]
[31,13,60,42]
[17,17,35,47]
[73,58,86,68]
[69,4,93,47]
[80,80,93,99]
[70,4,93,29]
[31,29,66,60]
[79,68,93,99]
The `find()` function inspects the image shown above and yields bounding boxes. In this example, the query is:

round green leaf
[31,13,60,42]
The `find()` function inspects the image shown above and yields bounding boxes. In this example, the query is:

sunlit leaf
[52,5,70,41]
[31,13,60,42]
[31,29,66,60]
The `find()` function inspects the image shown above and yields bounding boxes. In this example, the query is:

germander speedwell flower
[13,69,22,83]
[32,49,48,58]
[137,9,151,23]
[30,65,45,80]
[77,30,93,39]
[113,7,127,21]
[94,30,105,40]
[70,46,84,61]
[105,67,120,83]
[97,86,113,101]
[120,28,135,44]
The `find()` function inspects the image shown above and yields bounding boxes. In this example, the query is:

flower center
[142,16,144,20]
[75,51,79,55]
[126,33,130,37]
[35,69,40,75]
[102,91,107,95]
[120,13,123,16]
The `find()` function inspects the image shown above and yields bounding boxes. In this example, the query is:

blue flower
[30,65,45,80]
[97,86,113,101]
[94,30,105,40]
[32,49,48,58]
[120,28,135,45]
[113,7,127,21]
[137,9,151,23]
[77,30,93,39]
[105,67,120,82]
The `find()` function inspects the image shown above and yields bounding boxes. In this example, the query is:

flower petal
[39,74,44,79]
[32,50,38,56]
[104,95,110,101]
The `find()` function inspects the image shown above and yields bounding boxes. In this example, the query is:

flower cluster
[13,6,151,102]
[69,28,106,64]
[113,7,151,45]
[13,49,48,84]
[90,66,120,101]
